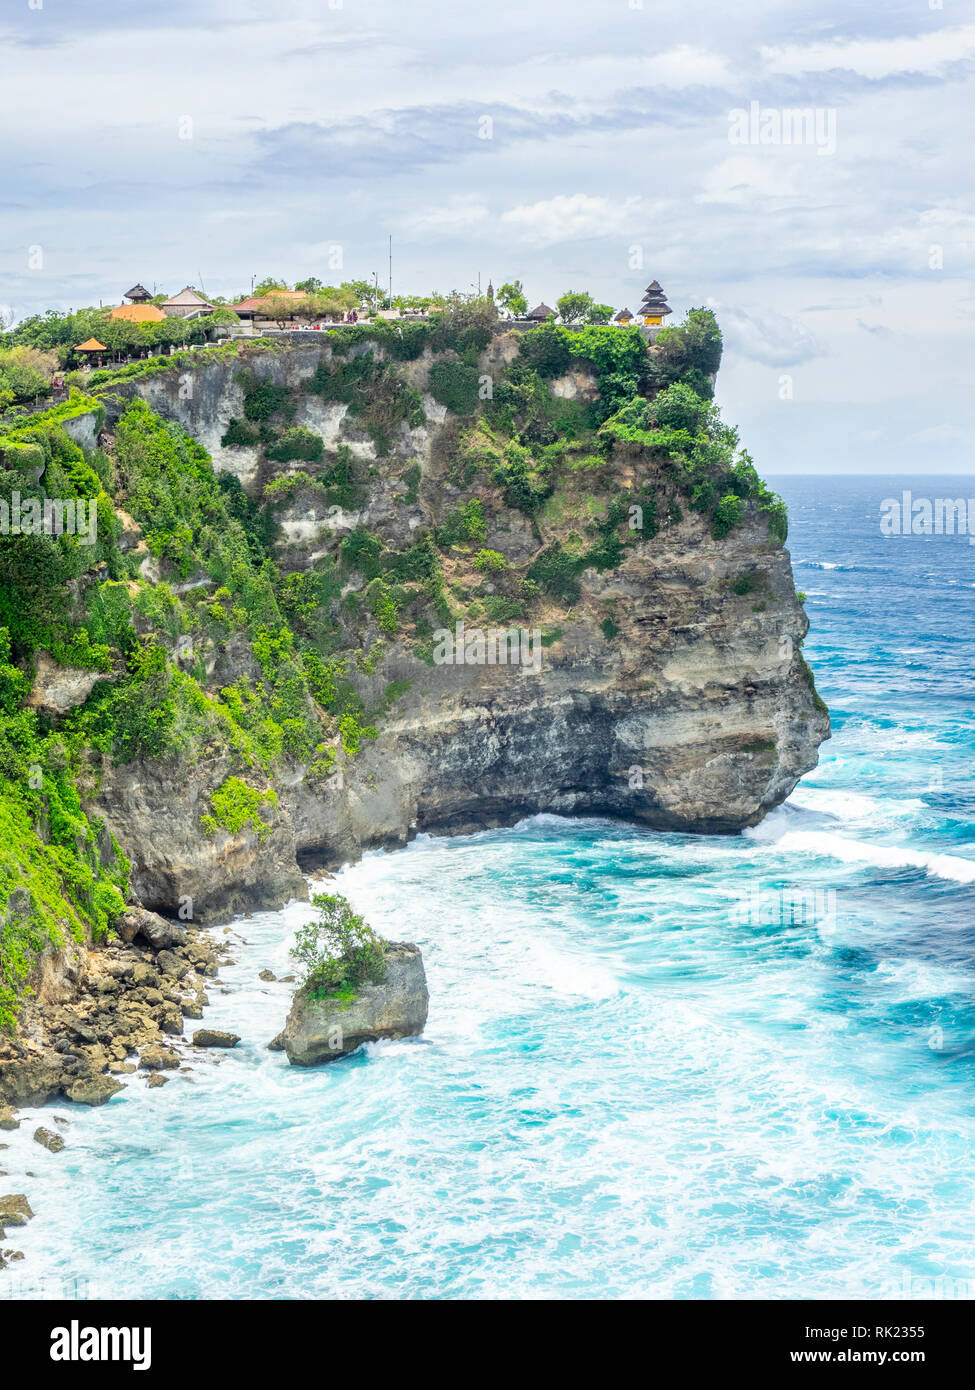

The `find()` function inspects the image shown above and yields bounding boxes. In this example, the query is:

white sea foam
[788,786,925,820]
[762,828,975,884]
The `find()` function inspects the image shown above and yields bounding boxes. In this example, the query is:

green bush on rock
[290,892,387,1000]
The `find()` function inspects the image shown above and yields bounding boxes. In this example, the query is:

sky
[2,0,973,474]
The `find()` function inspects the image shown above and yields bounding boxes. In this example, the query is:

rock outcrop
[0,922,224,1109]
[192,1029,239,1048]
[281,943,429,1066]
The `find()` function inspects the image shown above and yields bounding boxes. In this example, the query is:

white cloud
[403,196,490,238]
[696,154,806,205]
[909,423,967,445]
[721,304,824,366]
[500,193,648,245]
[762,23,975,79]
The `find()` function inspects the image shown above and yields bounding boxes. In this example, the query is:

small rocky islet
[274,941,429,1066]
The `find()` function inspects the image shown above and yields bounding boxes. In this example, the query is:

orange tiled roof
[110,302,165,323]
[76,337,106,351]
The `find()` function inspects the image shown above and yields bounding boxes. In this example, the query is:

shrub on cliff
[221,418,260,448]
[434,498,486,549]
[319,444,366,510]
[239,374,291,422]
[491,440,551,516]
[291,892,387,999]
[0,622,129,1031]
[429,360,480,415]
[202,776,277,840]
[364,577,400,633]
[518,323,573,379]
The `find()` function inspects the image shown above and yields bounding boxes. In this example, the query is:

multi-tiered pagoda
[636,281,671,326]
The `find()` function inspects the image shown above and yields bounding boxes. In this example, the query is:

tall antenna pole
[388,235,392,308]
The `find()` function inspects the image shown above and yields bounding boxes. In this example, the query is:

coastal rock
[33,1127,65,1153]
[118,907,187,953]
[64,1074,124,1106]
[0,1056,64,1108]
[156,950,188,979]
[0,1108,18,1131]
[0,1195,33,1223]
[192,1029,240,1048]
[139,1045,179,1071]
[282,943,429,1067]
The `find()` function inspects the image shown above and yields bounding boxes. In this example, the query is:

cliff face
[93,505,823,921]
[0,310,829,1042]
[81,323,827,922]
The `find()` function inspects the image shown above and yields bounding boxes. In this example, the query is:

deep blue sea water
[3,475,975,1300]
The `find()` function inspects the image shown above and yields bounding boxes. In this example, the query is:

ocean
[3,474,974,1301]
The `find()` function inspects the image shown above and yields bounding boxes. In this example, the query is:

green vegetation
[0,625,128,1030]
[291,891,387,1000]
[0,298,801,1030]
[435,498,486,549]
[497,281,528,318]
[556,291,613,326]
[201,776,277,839]
[429,360,480,415]
[473,548,506,574]
[266,427,325,464]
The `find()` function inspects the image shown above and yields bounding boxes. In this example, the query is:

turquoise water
[3,475,975,1300]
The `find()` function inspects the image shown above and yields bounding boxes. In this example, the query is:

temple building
[122,284,152,303]
[527,302,555,321]
[162,287,215,319]
[636,281,672,327]
[230,289,308,334]
[613,307,634,325]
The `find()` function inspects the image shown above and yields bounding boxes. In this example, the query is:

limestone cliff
[82,317,828,921]
[0,307,829,1028]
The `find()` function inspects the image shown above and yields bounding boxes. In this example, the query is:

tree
[0,345,56,406]
[294,276,323,294]
[650,307,723,394]
[497,280,528,318]
[261,293,300,328]
[292,289,357,323]
[556,291,594,325]
[205,306,239,338]
[340,279,380,312]
[290,892,387,996]
[254,277,289,297]
[587,302,614,325]
[392,294,435,312]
